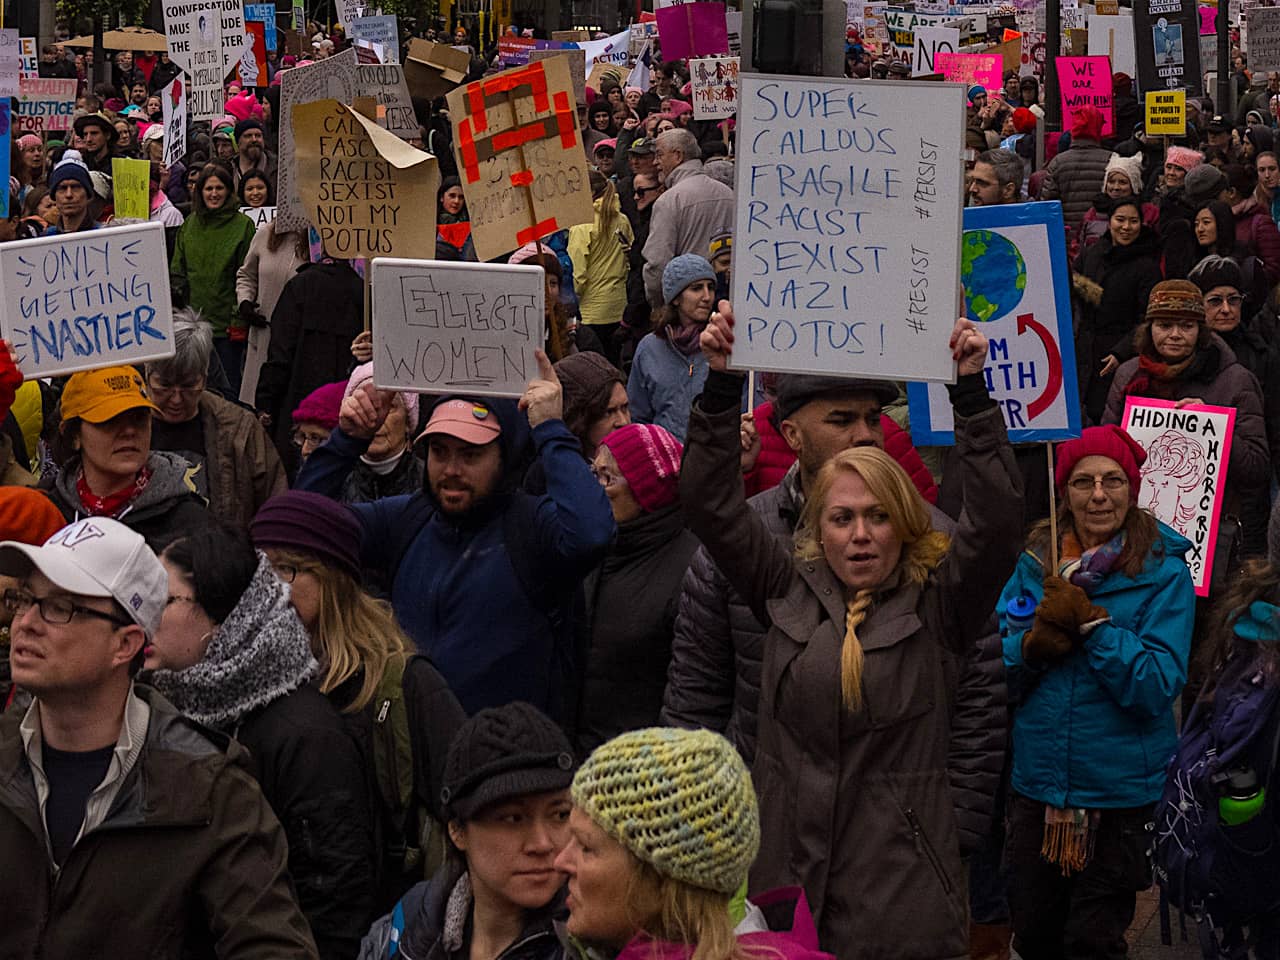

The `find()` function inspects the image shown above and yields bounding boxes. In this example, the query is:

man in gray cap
[1183,162,1228,208]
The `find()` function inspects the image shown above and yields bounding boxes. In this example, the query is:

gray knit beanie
[662,254,716,305]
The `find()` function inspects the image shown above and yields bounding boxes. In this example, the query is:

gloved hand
[227,325,249,343]
[1022,615,1076,667]
[238,300,268,329]
[1036,575,1109,633]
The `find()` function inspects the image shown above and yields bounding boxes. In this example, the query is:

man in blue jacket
[297,351,615,723]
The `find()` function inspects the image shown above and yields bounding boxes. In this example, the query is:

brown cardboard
[403,38,470,101]
[529,48,587,104]
[552,29,591,42]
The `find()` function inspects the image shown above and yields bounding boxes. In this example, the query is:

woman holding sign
[680,304,1023,959]
[999,426,1195,959]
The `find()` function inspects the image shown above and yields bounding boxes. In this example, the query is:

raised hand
[700,299,735,372]
[338,380,395,440]
[519,349,563,427]
[949,317,989,377]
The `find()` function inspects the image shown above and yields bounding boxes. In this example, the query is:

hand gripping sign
[446,57,594,262]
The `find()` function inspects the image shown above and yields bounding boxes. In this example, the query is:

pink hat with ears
[668,100,693,118]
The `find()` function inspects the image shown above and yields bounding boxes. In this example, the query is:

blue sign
[0,102,10,219]
[907,201,1081,444]
[246,4,277,51]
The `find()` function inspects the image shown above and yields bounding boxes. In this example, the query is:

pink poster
[1056,55,1114,138]
[656,2,730,60]
[1200,4,1216,34]
[935,52,1003,92]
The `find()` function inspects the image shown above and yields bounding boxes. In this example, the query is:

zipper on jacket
[905,807,953,894]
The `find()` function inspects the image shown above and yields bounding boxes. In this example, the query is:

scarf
[1058,529,1126,595]
[77,465,152,518]
[145,554,318,727]
[666,322,704,357]
[1124,349,1199,399]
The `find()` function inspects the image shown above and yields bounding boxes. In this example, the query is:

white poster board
[186,10,225,122]
[1088,13,1138,78]
[19,37,37,80]
[164,0,249,76]
[730,75,964,381]
[161,77,187,168]
[371,259,546,399]
[690,57,739,119]
[0,30,20,98]
[912,26,961,75]
[241,205,276,229]
[351,15,400,64]
[1248,6,1280,72]
[1120,398,1235,597]
[1,222,175,378]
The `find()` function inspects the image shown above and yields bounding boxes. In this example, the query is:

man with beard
[71,114,117,175]
[232,119,277,193]
[295,354,615,725]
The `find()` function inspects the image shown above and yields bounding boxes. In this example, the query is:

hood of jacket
[54,450,206,521]
[418,395,532,502]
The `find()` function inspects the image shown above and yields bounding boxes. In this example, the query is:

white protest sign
[19,37,37,79]
[912,25,960,75]
[351,15,400,63]
[690,57,739,119]
[335,0,363,29]
[14,78,77,134]
[371,259,546,399]
[1248,6,1280,72]
[1121,398,1235,597]
[164,0,249,75]
[579,29,631,69]
[187,11,226,122]
[732,75,964,381]
[727,10,743,55]
[241,205,276,229]
[161,77,187,168]
[2,222,175,378]
[0,30,20,97]
[1088,14,1137,77]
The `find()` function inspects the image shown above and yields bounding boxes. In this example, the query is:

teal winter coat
[1000,521,1195,809]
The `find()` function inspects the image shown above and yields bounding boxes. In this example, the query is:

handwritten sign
[351,15,400,63]
[1121,398,1234,596]
[19,37,37,79]
[14,78,76,134]
[1,222,175,378]
[112,158,151,220]
[0,30,19,98]
[371,259,545,399]
[1146,89,1186,134]
[912,25,961,75]
[656,3,729,59]
[690,56,739,119]
[446,58,595,261]
[907,202,1082,443]
[1056,56,1114,137]
[162,77,187,169]
[164,0,249,75]
[935,52,1003,90]
[187,9,225,122]
[354,63,419,139]
[1248,6,1280,72]
[731,75,964,382]
[241,205,277,229]
[529,48,587,105]
[277,49,359,232]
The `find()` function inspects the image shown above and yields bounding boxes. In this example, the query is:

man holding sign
[295,351,615,724]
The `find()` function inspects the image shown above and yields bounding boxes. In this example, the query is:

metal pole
[1045,0,1062,132]
[1217,0,1231,116]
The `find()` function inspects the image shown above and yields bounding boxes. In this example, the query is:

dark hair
[526,252,571,362]
[1195,200,1237,256]
[1225,162,1258,197]
[21,185,50,218]
[1028,499,1163,580]
[237,170,274,206]
[193,163,235,214]
[1198,559,1280,696]
[161,525,259,625]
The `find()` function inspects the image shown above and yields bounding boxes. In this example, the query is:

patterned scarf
[666,322,705,357]
[1058,529,1126,596]
[144,554,318,728]
[76,465,152,518]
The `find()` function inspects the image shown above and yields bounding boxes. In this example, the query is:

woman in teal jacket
[1000,425,1195,960]
[170,162,257,395]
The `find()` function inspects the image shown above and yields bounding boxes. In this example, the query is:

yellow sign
[1145,90,1186,135]
[111,158,151,220]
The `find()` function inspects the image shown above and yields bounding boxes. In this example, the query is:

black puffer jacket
[1040,140,1113,228]
[661,470,1009,855]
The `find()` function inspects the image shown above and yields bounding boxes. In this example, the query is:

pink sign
[1056,55,1114,138]
[1199,4,1216,34]
[935,52,1003,92]
[656,2,729,60]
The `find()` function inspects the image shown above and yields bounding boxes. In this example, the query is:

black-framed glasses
[291,428,330,450]
[1205,294,1244,309]
[272,563,298,584]
[1067,475,1129,494]
[3,588,130,627]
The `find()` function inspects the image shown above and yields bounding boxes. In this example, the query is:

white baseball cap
[0,518,167,638]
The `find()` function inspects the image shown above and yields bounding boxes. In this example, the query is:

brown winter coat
[680,390,1024,960]
[0,685,318,960]
[196,391,289,527]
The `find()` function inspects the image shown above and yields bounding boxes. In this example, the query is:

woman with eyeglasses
[998,425,1195,958]
[142,522,377,960]
[1104,280,1270,560]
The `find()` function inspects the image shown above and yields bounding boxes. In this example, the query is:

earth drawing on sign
[961,229,1027,323]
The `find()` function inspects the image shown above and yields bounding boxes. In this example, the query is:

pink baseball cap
[417,399,502,445]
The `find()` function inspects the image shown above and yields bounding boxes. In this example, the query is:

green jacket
[171,206,257,337]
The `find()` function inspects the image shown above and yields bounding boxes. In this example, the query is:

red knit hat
[600,424,683,513]
[0,487,68,545]
[1012,107,1037,135]
[1054,425,1147,497]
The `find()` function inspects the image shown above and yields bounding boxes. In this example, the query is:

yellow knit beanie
[571,727,760,895]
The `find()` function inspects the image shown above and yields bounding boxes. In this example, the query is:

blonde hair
[270,548,409,712]
[794,447,949,711]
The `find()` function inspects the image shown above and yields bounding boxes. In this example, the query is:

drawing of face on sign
[445,57,595,262]
[1140,430,1204,529]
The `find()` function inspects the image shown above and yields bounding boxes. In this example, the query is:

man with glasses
[147,310,286,528]
[0,517,319,958]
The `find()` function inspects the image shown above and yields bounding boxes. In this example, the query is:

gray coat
[641,159,734,306]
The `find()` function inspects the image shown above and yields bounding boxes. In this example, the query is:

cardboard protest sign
[292,99,439,259]
[1056,56,1114,137]
[404,39,470,100]
[242,205,276,229]
[0,30,20,98]
[690,57,739,119]
[277,49,359,232]
[162,77,187,168]
[354,63,419,139]
[371,259,545,399]
[245,3,277,51]
[351,15,400,63]
[731,75,964,382]
[14,78,76,134]
[1248,6,1280,72]
[1135,0,1202,94]
[112,158,152,220]
[934,52,1003,91]
[446,58,595,261]
[19,37,37,79]
[1088,14,1137,77]
[1,222,175,378]
[912,26,961,75]
[656,4,729,59]
[1146,89,1186,134]
[164,0,249,75]
[1121,398,1234,596]
[529,49,586,105]
[187,11,226,122]
[907,202,1082,443]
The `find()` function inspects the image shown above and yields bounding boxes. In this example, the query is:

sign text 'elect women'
[729,76,964,382]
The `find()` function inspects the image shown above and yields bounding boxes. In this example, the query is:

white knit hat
[1105,152,1144,193]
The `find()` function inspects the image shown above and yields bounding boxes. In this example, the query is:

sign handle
[1046,441,1059,574]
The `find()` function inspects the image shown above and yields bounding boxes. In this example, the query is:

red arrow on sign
[1016,312,1062,421]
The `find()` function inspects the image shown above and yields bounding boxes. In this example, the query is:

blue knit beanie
[967,84,986,103]
[47,149,93,195]
[662,254,716,305]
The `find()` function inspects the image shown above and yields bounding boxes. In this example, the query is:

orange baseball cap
[60,366,159,424]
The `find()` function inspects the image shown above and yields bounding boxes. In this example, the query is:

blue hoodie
[1000,522,1195,809]
[297,399,615,718]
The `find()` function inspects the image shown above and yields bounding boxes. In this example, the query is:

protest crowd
[8,5,1280,960]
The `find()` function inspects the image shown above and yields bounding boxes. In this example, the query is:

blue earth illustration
[961,229,1027,323]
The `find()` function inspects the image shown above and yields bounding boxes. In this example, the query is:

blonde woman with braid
[680,303,1024,960]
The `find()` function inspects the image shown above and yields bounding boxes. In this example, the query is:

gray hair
[657,128,700,162]
[147,307,213,385]
[975,148,1024,192]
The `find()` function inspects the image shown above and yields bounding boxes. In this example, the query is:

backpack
[1152,631,1280,954]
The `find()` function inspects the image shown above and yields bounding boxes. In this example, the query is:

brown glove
[1022,616,1076,667]
[1036,575,1109,633]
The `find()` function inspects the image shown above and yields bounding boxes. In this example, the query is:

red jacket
[743,401,938,504]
